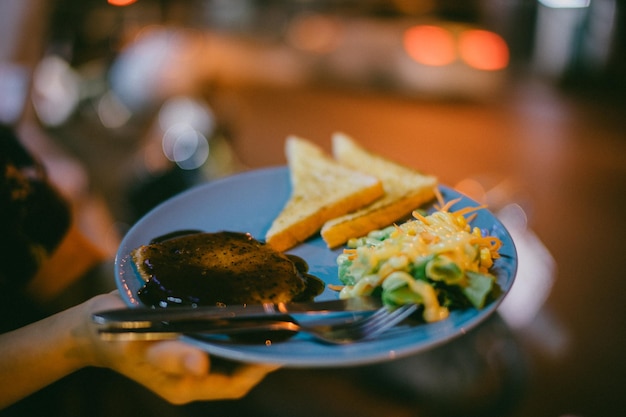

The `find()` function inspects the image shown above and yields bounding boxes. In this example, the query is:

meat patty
[132,231,324,307]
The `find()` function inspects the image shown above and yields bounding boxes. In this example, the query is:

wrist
[74,293,125,368]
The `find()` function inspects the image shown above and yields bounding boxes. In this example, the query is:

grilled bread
[320,132,438,248]
[265,136,384,252]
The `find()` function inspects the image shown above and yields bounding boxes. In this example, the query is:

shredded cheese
[336,199,502,322]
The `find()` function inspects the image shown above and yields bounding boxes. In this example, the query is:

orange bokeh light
[403,25,456,66]
[459,29,509,71]
[108,0,138,6]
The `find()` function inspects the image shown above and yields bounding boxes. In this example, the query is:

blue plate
[115,166,517,367]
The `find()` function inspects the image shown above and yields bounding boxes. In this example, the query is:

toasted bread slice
[321,132,438,248]
[265,136,384,252]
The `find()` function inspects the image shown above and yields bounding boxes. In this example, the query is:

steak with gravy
[132,231,324,307]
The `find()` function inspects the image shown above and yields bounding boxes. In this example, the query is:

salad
[334,197,502,323]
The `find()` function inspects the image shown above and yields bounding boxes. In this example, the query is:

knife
[92,296,382,329]
[97,318,299,342]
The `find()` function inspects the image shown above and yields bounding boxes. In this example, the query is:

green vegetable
[382,285,423,307]
[409,254,434,280]
[425,255,463,284]
[338,258,355,285]
[462,271,495,309]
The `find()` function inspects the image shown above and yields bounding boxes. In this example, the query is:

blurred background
[2,0,623,233]
[1,1,625,417]
[0,0,626,227]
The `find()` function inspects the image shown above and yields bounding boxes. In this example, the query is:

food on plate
[334,196,502,323]
[132,231,324,307]
[265,136,385,252]
[321,132,438,248]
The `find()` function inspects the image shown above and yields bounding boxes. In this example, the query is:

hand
[82,292,281,404]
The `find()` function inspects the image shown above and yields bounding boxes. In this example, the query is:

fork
[98,304,418,344]
[289,303,418,344]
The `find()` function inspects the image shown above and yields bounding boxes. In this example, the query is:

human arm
[0,291,280,409]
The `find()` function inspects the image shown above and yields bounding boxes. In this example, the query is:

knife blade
[92,296,382,329]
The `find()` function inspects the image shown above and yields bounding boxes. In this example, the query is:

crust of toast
[320,132,438,248]
[265,136,384,252]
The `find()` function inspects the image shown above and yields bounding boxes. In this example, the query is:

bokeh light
[97,90,132,128]
[108,0,138,6]
[158,97,215,170]
[32,55,80,126]
[459,30,509,71]
[161,124,210,170]
[403,25,456,66]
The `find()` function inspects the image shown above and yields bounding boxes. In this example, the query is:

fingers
[84,293,284,404]
[145,341,209,377]
[145,340,282,380]
[139,344,282,403]
[159,362,283,403]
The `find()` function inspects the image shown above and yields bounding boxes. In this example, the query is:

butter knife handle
[97,316,297,341]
